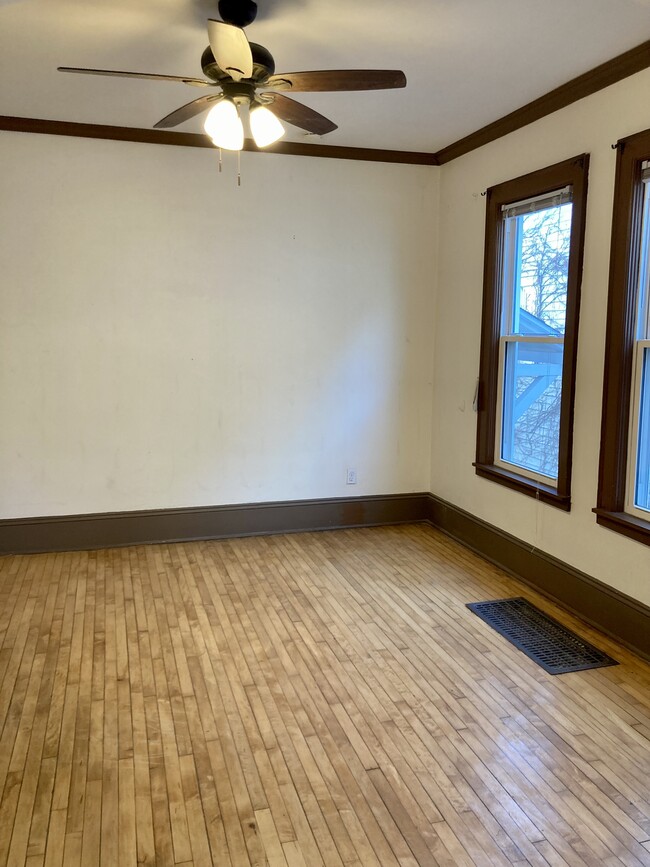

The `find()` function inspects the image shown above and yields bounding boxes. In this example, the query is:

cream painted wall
[3,70,648,607]
[432,67,650,606]
[0,133,438,518]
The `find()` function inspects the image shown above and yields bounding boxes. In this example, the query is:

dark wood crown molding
[0,115,438,165]
[433,39,650,165]
[3,42,650,165]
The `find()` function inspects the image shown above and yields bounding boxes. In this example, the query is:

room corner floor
[1,524,649,866]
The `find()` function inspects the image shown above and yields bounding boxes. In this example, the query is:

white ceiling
[1,0,650,152]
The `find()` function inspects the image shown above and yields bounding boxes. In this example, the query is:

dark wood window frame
[474,155,590,510]
[595,129,650,547]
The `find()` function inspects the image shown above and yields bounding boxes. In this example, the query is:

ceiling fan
[58,0,407,151]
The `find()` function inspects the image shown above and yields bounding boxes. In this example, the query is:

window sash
[497,193,570,484]
[626,340,650,519]
[495,335,564,485]
[637,180,650,340]
[623,172,650,519]
[501,204,571,338]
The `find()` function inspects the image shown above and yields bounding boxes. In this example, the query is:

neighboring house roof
[519,308,562,337]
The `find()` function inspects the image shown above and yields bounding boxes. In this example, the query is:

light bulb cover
[250,104,285,148]
[204,99,244,150]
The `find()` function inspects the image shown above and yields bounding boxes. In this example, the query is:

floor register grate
[466,597,618,675]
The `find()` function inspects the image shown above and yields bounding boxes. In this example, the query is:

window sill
[593,508,650,547]
[474,462,571,511]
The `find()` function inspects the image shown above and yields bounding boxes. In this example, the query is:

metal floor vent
[466,597,618,675]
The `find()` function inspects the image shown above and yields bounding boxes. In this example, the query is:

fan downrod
[218,0,257,28]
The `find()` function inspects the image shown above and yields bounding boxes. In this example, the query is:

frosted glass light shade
[250,105,285,147]
[204,100,244,150]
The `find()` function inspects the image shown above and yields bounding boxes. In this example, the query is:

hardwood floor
[0,523,649,866]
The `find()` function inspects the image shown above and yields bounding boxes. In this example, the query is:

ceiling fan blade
[265,69,407,92]
[207,20,253,81]
[57,67,213,88]
[263,93,337,135]
[153,93,224,129]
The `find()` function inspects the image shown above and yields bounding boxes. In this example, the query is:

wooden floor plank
[0,524,649,866]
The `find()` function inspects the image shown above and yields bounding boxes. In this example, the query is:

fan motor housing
[201,42,275,82]
[218,0,257,28]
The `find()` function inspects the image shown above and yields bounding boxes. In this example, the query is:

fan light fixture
[250,104,285,147]
[58,0,408,153]
[204,99,244,150]
[204,99,285,151]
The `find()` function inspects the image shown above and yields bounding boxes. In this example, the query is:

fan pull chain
[214,148,242,186]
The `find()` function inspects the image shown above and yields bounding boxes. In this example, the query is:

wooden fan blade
[153,93,224,129]
[207,20,253,81]
[265,69,406,92]
[57,67,213,87]
[264,94,337,135]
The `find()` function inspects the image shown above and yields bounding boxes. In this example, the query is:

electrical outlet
[346,468,357,485]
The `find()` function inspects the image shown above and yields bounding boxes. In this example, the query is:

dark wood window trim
[596,129,650,547]
[474,155,590,511]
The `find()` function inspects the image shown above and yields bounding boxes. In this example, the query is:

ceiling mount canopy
[218,0,258,29]
[58,0,406,151]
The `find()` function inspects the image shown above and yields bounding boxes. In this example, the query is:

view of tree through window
[500,202,571,479]
[519,205,571,331]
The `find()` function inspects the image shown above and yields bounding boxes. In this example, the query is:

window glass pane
[505,202,572,336]
[637,182,650,340]
[500,340,564,479]
[634,347,650,513]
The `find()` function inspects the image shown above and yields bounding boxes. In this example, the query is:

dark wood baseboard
[2,491,647,661]
[426,493,650,662]
[0,493,429,555]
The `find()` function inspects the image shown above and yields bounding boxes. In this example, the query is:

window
[628,166,650,520]
[596,130,650,546]
[475,156,589,509]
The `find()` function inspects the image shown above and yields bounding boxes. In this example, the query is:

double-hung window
[475,156,589,509]
[628,165,650,519]
[597,130,650,545]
